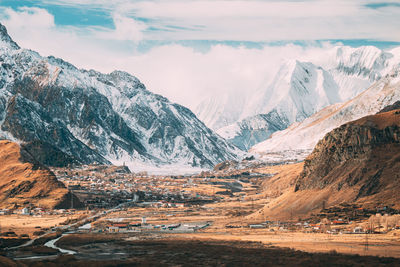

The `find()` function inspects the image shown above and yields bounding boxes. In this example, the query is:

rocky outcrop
[377,100,400,114]
[295,108,400,205]
[255,107,400,220]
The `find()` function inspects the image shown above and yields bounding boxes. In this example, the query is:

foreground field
[5,235,400,267]
[99,206,400,258]
[2,164,400,266]
[0,214,83,237]
[179,231,400,258]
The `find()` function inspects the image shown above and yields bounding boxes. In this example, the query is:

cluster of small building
[74,216,211,234]
[242,217,400,234]
[51,165,226,209]
[0,207,77,216]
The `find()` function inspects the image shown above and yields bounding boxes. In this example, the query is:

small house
[21,207,30,215]
[353,226,364,233]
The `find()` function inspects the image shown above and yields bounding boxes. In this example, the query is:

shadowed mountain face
[0,23,240,170]
[0,140,82,209]
[297,109,400,197]
[21,140,80,168]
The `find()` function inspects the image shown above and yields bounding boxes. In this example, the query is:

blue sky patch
[0,0,114,28]
[365,2,400,9]
[0,0,399,50]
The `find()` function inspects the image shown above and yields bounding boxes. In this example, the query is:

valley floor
[1,163,400,266]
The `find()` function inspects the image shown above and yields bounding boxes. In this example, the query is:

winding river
[44,233,77,255]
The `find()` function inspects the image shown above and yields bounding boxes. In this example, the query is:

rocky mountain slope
[200,46,400,150]
[254,106,400,220]
[251,65,400,157]
[216,112,288,151]
[0,140,82,209]
[0,23,240,172]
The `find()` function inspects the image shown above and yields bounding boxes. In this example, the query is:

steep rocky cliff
[255,107,400,220]
[295,108,400,197]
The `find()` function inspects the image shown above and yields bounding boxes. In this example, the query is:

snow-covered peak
[106,70,146,97]
[217,59,343,150]
[0,23,240,171]
[82,69,146,99]
[333,46,387,80]
[0,23,19,50]
[47,55,78,72]
[245,59,340,122]
[251,65,400,156]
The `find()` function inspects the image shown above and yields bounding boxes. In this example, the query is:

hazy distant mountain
[197,46,400,151]
[217,60,341,150]
[251,66,400,155]
[0,23,240,171]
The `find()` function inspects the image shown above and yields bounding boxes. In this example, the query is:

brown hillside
[258,163,304,199]
[0,140,82,209]
[254,109,400,221]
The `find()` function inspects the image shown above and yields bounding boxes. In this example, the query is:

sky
[0,0,399,109]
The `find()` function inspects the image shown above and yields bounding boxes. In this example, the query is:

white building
[21,207,30,215]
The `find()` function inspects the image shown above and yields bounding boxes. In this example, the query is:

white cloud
[0,7,338,111]
[0,4,398,116]
[3,7,56,29]
[120,42,340,110]
[94,12,146,42]
[25,0,400,42]
[113,13,146,42]
[0,6,149,75]
[129,1,360,18]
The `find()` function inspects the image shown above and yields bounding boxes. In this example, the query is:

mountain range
[197,46,400,151]
[251,63,400,157]
[0,23,240,172]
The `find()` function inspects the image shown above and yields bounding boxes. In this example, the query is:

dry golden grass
[179,230,400,258]
[0,140,68,209]
[0,214,81,237]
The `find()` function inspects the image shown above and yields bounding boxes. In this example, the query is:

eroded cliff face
[252,108,400,221]
[295,108,400,204]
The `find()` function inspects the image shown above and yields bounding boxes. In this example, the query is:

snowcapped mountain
[251,65,400,156]
[216,60,339,150]
[244,60,341,120]
[204,45,400,151]
[0,23,240,172]
[217,60,342,150]
[329,45,399,100]
[216,112,288,151]
[195,88,247,132]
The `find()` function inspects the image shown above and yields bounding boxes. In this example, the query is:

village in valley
[2,163,400,263]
